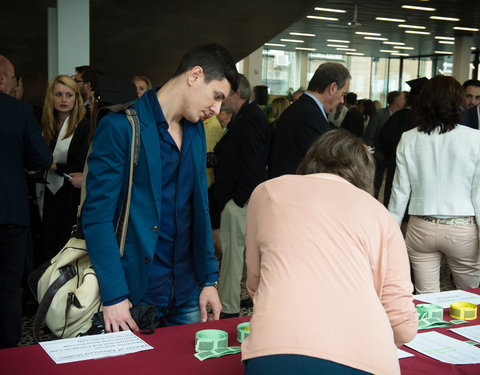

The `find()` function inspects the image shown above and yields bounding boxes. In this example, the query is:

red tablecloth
[1,290,479,375]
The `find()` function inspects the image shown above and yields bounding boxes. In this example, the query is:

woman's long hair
[41,75,85,145]
[297,129,375,195]
[414,75,463,135]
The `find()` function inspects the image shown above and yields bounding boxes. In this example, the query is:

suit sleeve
[388,134,411,224]
[82,113,131,302]
[23,104,53,170]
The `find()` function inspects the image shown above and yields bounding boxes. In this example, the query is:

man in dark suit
[211,74,269,318]
[463,104,479,129]
[340,92,364,138]
[0,55,52,348]
[270,62,350,177]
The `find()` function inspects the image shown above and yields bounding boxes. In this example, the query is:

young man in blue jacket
[83,43,239,332]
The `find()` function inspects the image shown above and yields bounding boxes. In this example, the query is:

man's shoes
[220,312,240,319]
[240,298,253,308]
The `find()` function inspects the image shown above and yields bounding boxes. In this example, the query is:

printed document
[450,325,480,343]
[414,290,480,308]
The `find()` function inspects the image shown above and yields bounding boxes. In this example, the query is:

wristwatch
[203,281,218,289]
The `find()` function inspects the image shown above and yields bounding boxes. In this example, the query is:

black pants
[0,224,27,348]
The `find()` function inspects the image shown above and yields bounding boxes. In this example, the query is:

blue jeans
[244,355,372,375]
[154,298,201,327]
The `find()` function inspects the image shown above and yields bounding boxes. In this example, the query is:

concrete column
[242,47,263,88]
[48,0,90,78]
[299,51,309,90]
[453,35,472,83]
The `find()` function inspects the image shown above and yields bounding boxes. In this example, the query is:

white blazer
[388,125,480,226]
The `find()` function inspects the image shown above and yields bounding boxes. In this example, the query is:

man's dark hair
[462,79,480,89]
[173,43,239,91]
[415,75,463,135]
[386,91,401,105]
[75,65,90,74]
[82,67,104,86]
[345,92,357,106]
[307,62,351,93]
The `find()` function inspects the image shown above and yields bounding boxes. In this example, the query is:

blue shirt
[304,91,328,120]
[143,88,199,307]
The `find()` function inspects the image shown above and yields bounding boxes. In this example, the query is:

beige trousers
[218,199,247,313]
[406,216,480,294]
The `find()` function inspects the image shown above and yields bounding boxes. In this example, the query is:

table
[1,290,479,375]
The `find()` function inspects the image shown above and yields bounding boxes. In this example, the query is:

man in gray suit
[0,55,52,347]
[364,91,406,198]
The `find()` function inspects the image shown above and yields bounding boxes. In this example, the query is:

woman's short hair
[297,129,375,195]
[271,97,290,121]
[414,75,462,134]
[131,75,152,89]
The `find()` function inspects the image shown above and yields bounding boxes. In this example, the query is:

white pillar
[453,35,472,83]
[299,51,309,90]
[242,47,263,88]
[48,0,90,78]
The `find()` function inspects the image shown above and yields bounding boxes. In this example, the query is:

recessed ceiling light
[355,32,382,36]
[394,46,414,50]
[430,16,460,21]
[336,48,357,51]
[264,43,286,47]
[376,17,405,22]
[327,39,350,43]
[345,52,365,56]
[398,24,426,29]
[290,32,316,37]
[314,7,346,13]
[405,30,431,35]
[364,37,388,41]
[435,50,453,54]
[280,39,304,43]
[435,36,455,40]
[438,41,455,45]
[296,47,317,51]
[307,15,339,21]
[472,47,478,50]
[401,5,436,11]
[327,44,349,48]
[380,49,398,53]
[453,26,479,32]
[383,41,406,45]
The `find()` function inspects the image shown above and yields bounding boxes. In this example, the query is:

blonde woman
[131,75,152,98]
[37,75,89,264]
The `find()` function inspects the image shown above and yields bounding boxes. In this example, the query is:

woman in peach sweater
[242,129,417,375]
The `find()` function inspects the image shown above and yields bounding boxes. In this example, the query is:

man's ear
[188,66,204,86]
[328,82,338,95]
[0,71,5,86]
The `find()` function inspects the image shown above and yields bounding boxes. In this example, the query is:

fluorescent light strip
[453,26,479,32]
[392,53,410,56]
[380,49,398,53]
[398,24,426,29]
[327,39,350,43]
[438,40,454,44]
[376,17,405,22]
[314,7,346,13]
[280,38,304,43]
[296,47,316,51]
[394,46,414,50]
[430,16,460,21]
[383,41,406,45]
[336,48,357,51]
[264,43,286,47]
[327,44,349,48]
[472,47,478,50]
[290,32,316,37]
[345,52,365,56]
[307,15,339,21]
[355,31,382,36]
[435,36,455,40]
[401,5,436,11]
[435,50,453,54]
[405,30,431,35]
[364,37,388,40]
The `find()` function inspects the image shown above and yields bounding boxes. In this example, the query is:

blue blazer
[82,93,218,304]
[0,93,52,225]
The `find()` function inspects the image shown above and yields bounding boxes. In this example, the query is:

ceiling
[2,0,479,85]
[267,0,480,58]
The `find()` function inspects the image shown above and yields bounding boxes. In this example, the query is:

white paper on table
[450,325,480,343]
[397,348,414,359]
[414,290,480,308]
[404,331,480,364]
[39,330,154,364]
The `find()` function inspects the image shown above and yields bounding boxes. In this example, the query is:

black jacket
[270,93,332,177]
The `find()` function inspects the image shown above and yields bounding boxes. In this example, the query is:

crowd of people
[1,43,479,374]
